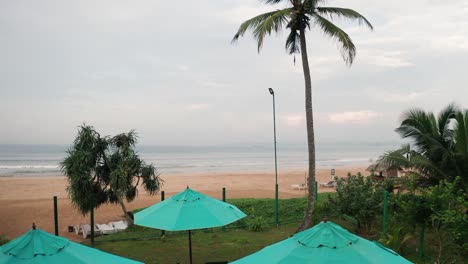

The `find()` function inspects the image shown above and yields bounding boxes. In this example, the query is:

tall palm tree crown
[232,0,373,231]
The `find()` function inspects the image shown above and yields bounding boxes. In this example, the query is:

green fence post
[383,190,388,236]
[161,191,165,236]
[419,224,425,259]
[53,196,59,236]
[275,184,279,226]
[222,187,227,230]
[90,195,94,245]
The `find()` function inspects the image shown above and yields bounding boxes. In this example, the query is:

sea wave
[0,165,59,170]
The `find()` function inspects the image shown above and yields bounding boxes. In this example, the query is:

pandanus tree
[376,104,468,191]
[232,0,373,230]
[61,125,162,223]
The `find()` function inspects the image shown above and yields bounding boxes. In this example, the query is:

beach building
[366,163,404,178]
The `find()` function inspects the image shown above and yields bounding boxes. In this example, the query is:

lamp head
[268,88,274,95]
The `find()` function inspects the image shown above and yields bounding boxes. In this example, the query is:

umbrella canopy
[135,188,246,231]
[231,221,413,264]
[0,228,143,264]
[135,188,246,264]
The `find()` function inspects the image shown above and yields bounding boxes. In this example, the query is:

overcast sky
[1,0,467,146]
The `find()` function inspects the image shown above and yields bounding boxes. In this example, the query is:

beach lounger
[74,224,81,235]
[81,224,102,239]
[291,184,307,190]
[319,181,337,187]
[96,223,115,235]
[110,220,128,232]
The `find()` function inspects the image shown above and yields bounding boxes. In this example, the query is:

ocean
[0,142,399,177]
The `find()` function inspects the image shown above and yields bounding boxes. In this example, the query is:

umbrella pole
[189,230,193,264]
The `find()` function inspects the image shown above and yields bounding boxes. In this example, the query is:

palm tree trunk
[117,196,134,224]
[297,27,316,232]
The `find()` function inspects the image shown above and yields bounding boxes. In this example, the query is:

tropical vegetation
[375,104,468,191]
[232,0,373,231]
[87,192,466,263]
[61,125,162,223]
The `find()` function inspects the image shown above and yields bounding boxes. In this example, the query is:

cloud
[358,50,413,68]
[188,104,210,111]
[328,111,382,124]
[282,114,305,126]
[383,91,424,103]
[432,34,468,52]
[372,52,413,68]
[221,4,274,25]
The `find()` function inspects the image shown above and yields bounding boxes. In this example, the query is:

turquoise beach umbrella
[231,221,413,264]
[0,227,143,264]
[135,188,246,264]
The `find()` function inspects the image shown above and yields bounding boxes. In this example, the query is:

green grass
[88,223,299,264]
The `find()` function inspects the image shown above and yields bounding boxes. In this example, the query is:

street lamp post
[268,88,279,226]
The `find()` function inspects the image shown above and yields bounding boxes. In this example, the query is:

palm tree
[232,0,373,230]
[61,125,162,223]
[376,104,467,191]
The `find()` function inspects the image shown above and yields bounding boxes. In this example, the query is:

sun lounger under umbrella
[231,220,413,264]
[0,224,143,264]
[135,187,246,264]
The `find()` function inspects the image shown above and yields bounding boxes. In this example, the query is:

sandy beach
[0,167,367,241]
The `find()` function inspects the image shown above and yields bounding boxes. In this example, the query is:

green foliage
[392,193,433,227]
[379,177,396,193]
[379,227,413,253]
[427,177,468,251]
[0,235,9,246]
[232,0,372,63]
[327,173,384,231]
[61,125,161,216]
[246,208,269,232]
[376,105,468,190]
[389,177,468,261]
[90,196,465,263]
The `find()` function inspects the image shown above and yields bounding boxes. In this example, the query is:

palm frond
[455,110,468,161]
[232,8,292,52]
[397,109,438,153]
[304,0,326,8]
[437,103,458,139]
[311,13,356,65]
[376,149,409,169]
[410,154,449,180]
[285,29,301,54]
[260,0,286,4]
[316,7,374,30]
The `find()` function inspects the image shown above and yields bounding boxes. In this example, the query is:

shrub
[327,173,385,232]
[0,235,9,246]
[246,208,269,232]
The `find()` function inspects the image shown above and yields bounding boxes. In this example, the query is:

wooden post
[53,196,59,236]
[188,230,193,264]
[90,195,95,245]
[161,191,165,237]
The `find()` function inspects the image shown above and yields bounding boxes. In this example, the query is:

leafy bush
[379,227,413,253]
[390,177,468,262]
[0,235,9,246]
[391,193,432,228]
[245,208,269,232]
[327,173,385,232]
[427,177,468,255]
